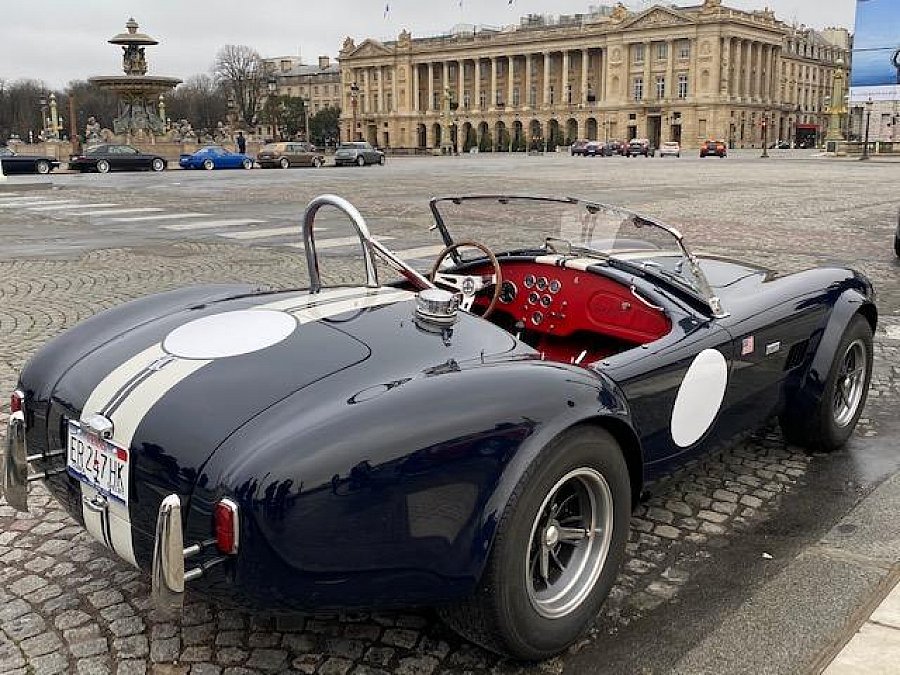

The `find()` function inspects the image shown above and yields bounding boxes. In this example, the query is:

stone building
[337,0,849,151]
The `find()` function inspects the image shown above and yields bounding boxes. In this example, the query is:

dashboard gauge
[500,280,518,304]
[524,275,536,289]
[528,291,540,305]
[531,311,544,326]
[540,294,552,308]
[536,277,548,291]
[549,279,562,294]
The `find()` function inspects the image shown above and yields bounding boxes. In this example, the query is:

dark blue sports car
[179,145,253,170]
[3,194,877,660]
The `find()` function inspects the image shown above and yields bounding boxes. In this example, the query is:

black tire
[35,160,51,175]
[203,159,215,171]
[242,158,253,170]
[312,157,323,168]
[96,159,110,174]
[279,157,290,169]
[356,155,366,167]
[151,158,165,172]
[378,154,386,166]
[438,426,631,660]
[894,234,900,258]
[780,315,873,453]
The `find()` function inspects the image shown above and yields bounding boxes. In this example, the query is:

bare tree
[0,79,50,142]
[167,75,229,133]
[213,45,265,129]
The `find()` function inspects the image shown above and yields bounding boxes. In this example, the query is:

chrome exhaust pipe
[2,411,29,512]
[151,494,186,614]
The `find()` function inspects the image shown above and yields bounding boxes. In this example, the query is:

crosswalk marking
[109,213,212,223]
[0,200,75,208]
[219,226,308,240]
[68,207,165,216]
[0,195,52,201]
[27,203,119,212]
[164,218,266,231]
[285,235,395,251]
[389,245,446,261]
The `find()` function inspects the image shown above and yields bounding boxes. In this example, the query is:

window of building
[678,74,688,99]
[633,77,643,101]
[386,93,393,111]
[432,92,440,110]
[657,42,668,61]
[699,118,707,138]
[496,89,502,105]
[479,90,486,108]
[549,85,555,104]
[314,86,319,95]
[679,40,691,60]
[373,94,379,110]
[530,86,537,107]
[633,44,645,65]
[566,84,572,104]
[656,76,665,99]
[512,87,520,106]
[464,91,471,108]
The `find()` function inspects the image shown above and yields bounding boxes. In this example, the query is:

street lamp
[39,96,48,140]
[302,97,310,143]
[860,97,874,161]
[349,82,360,141]
[760,112,770,158]
[267,76,278,140]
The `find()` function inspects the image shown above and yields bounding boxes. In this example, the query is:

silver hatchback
[334,142,385,167]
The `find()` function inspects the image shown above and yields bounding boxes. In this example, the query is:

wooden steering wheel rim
[429,240,503,318]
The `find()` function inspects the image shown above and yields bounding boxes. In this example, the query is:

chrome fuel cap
[415,288,459,327]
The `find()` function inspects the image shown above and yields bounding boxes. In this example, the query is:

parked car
[583,141,604,156]
[626,138,655,157]
[570,139,589,156]
[0,147,59,175]
[69,144,167,173]
[770,140,791,150]
[659,141,681,158]
[179,146,254,170]
[606,140,627,156]
[700,140,728,158]
[895,207,900,257]
[334,142,385,166]
[3,193,877,660]
[257,142,325,169]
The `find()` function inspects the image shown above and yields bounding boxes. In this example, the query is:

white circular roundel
[163,310,297,360]
[670,349,728,448]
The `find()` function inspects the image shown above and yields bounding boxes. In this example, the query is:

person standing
[236,131,246,155]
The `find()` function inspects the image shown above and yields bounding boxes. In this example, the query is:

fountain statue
[88,19,181,141]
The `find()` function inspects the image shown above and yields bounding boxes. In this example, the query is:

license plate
[66,420,129,505]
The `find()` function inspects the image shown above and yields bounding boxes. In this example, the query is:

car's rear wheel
[203,159,215,171]
[242,158,253,170]
[378,155,386,166]
[279,157,290,169]
[312,157,323,168]
[96,159,110,174]
[356,155,366,167]
[438,426,630,660]
[151,158,165,172]
[35,160,51,175]
[780,315,873,453]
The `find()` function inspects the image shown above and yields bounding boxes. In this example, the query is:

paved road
[0,152,898,675]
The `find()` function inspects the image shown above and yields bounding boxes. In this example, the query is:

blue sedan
[179,146,254,170]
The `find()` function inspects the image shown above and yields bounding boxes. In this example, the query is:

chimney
[318,55,330,69]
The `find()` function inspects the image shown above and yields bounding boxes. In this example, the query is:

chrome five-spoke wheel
[833,339,867,428]
[526,468,614,619]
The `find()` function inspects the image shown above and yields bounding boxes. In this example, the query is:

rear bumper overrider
[2,411,28,511]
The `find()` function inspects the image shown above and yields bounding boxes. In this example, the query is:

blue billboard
[851,0,900,101]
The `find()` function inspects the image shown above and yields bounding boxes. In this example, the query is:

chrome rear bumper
[1,412,28,511]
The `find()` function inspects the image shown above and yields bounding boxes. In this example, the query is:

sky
[2,0,857,90]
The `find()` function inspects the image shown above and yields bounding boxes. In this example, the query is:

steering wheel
[430,241,503,318]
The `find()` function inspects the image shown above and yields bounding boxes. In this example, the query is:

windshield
[430,195,723,316]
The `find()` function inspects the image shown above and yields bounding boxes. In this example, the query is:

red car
[700,140,728,158]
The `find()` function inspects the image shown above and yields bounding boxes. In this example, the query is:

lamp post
[39,96,48,140]
[860,97,873,161]
[349,82,360,141]
[302,97,311,143]
[760,112,770,158]
[267,76,278,141]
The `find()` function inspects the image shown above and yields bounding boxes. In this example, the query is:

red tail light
[214,498,240,555]
[10,390,23,414]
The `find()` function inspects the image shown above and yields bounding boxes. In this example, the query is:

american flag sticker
[741,336,755,356]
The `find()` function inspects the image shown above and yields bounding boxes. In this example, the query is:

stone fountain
[88,18,181,141]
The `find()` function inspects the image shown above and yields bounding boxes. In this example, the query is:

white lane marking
[164,218,266,231]
[109,213,212,223]
[286,235,395,251]
[27,203,119,212]
[390,245,446,260]
[0,200,75,208]
[68,207,165,216]
[671,349,729,448]
[219,226,311,240]
[885,325,900,341]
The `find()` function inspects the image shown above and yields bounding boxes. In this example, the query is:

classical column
[458,60,465,109]
[508,56,516,108]
[362,68,371,113]
[490,57,498,108]
[743,42,753,101]
[581,49,589,105]
[733,39,742,99]
[442,61,450,109]
[601,47,610,102]
[379,66,386,113]
[474,57,482,110]
[411,64,420,112]
[766,45,776,103]
[665,39,674,99]
[543,52,551,107]
[643,41,652,101]
[562,50,570,104]
[391,65,398,113]
[525,53,533,109]
[428,62,435,111]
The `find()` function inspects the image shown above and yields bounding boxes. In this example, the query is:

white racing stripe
[76,285,415,566]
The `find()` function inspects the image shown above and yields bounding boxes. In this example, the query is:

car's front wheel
[356,155,366,167]
[439,426,630,660]
[96,159,110,174]
[312,157,323,168]
[151,158,165,172]
[279,157,290,169]
[378,155,386,166]
[780,314,873,452]
[35,160,51,175]
[242,158,253,170]
[202,159,215,171]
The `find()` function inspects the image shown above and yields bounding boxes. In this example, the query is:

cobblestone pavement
[0,155,899,674]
